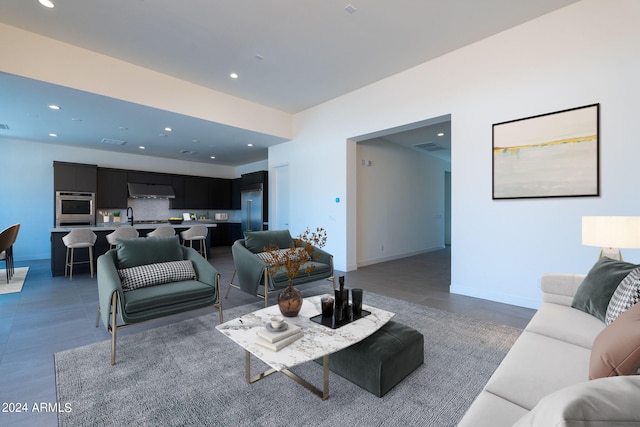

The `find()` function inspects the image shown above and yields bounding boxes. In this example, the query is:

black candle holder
[310,306,371,329]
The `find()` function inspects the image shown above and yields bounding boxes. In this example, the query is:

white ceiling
[0,0,579,166]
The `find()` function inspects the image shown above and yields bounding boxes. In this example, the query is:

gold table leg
[245,350,277,383]
[245,351,330,400]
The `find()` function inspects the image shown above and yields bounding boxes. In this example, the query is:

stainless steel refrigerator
[241,184,263,234]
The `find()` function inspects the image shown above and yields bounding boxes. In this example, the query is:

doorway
[348,114,451,274]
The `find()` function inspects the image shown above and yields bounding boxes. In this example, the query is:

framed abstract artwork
[492,103,600,200]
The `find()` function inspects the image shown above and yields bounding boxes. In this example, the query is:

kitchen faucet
[126,207,134,226]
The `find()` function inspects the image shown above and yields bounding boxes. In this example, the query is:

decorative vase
[278,282,303,317]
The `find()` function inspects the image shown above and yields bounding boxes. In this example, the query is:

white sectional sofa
[459,269,640,426]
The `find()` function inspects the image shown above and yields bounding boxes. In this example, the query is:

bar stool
[180,225,208,259]
[147,226,176,237]
[62,228,97,281]
[106,227,139,250]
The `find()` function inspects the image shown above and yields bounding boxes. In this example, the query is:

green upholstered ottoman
[322,320,424,397]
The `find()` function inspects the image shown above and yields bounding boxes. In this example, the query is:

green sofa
[97,236,222,364]
[226,229,335,306]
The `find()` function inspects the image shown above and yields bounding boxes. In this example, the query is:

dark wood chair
[0,224,20,283]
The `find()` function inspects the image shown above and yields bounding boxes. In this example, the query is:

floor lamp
[582,216,640,261]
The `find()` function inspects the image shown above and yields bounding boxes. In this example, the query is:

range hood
[127,183,175,199]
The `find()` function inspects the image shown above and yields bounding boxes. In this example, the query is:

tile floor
[0,246,534,427]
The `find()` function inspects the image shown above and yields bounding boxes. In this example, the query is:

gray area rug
[55,284,522,426]
[0,266,29,294]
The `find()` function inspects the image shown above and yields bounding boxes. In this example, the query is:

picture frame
[492,103,600,200]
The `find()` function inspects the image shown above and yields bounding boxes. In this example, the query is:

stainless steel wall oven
[55,191,95,227]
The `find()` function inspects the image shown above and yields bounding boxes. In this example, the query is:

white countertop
[50,221,231,232]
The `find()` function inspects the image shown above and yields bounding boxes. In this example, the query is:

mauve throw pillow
[571,257,639,322]
[589,301,640,379]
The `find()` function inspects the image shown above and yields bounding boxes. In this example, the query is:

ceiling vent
[0,124,9,130]
[101,138,126,145]
[414,142,444,152]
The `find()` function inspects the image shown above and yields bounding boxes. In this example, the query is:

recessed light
[39,0,55,8]
[158,133,167,137]
[255,54,265,61]
[118,126,128,130]
[164,127,172,132]
[437,132,444,137]
[71,118,83,122]
[230,73,239,79]
[48,104,61,110]
[139,146,146,150]
[210,156,216,159]
[247,143,253,147]
[48,133,57,137]
[192,139,200,143]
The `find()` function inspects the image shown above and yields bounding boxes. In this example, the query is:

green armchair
[225,229,335,306]
[96,236,222,364]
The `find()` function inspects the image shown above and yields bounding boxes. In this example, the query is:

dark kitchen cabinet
[211,222,242,246]
[127,171,172,185]
[90,165,239,210]
[229,222,242,244]
[54,161,97,192]
[170,175,185,209]
[209,178,231,209]
[231,178,241,209]
[210,224,223,246]
[240,170,267,189]
[97,168,128,208]
[183,176,209,209]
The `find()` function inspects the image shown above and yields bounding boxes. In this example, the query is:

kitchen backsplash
[97,198,241,223]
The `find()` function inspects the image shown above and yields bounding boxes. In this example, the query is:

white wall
[270,0,640,308]
[356,139,448,266]
[0,23,292,140]
[0,137,251,261]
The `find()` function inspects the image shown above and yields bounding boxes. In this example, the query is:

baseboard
[450,284,540,310]
[357,246,445,269]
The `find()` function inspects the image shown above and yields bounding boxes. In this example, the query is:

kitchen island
[50,221,241,277]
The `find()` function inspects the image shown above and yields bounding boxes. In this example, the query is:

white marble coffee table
[216,294,394,399]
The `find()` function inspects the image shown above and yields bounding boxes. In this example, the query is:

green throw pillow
[244,230,293,253]
[116,235,184,269]
[572,257,639,322]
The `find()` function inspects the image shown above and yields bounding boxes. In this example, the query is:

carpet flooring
[55,284,522,427]
[0,267,29,295]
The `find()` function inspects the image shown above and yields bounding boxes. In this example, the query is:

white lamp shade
[582,216,640,249]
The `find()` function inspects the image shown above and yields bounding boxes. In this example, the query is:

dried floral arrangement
[264,227,328,282]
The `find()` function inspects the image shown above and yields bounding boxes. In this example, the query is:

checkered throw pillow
[118,260,197,291]
[255,248,310,266]
[605,267,640,325]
